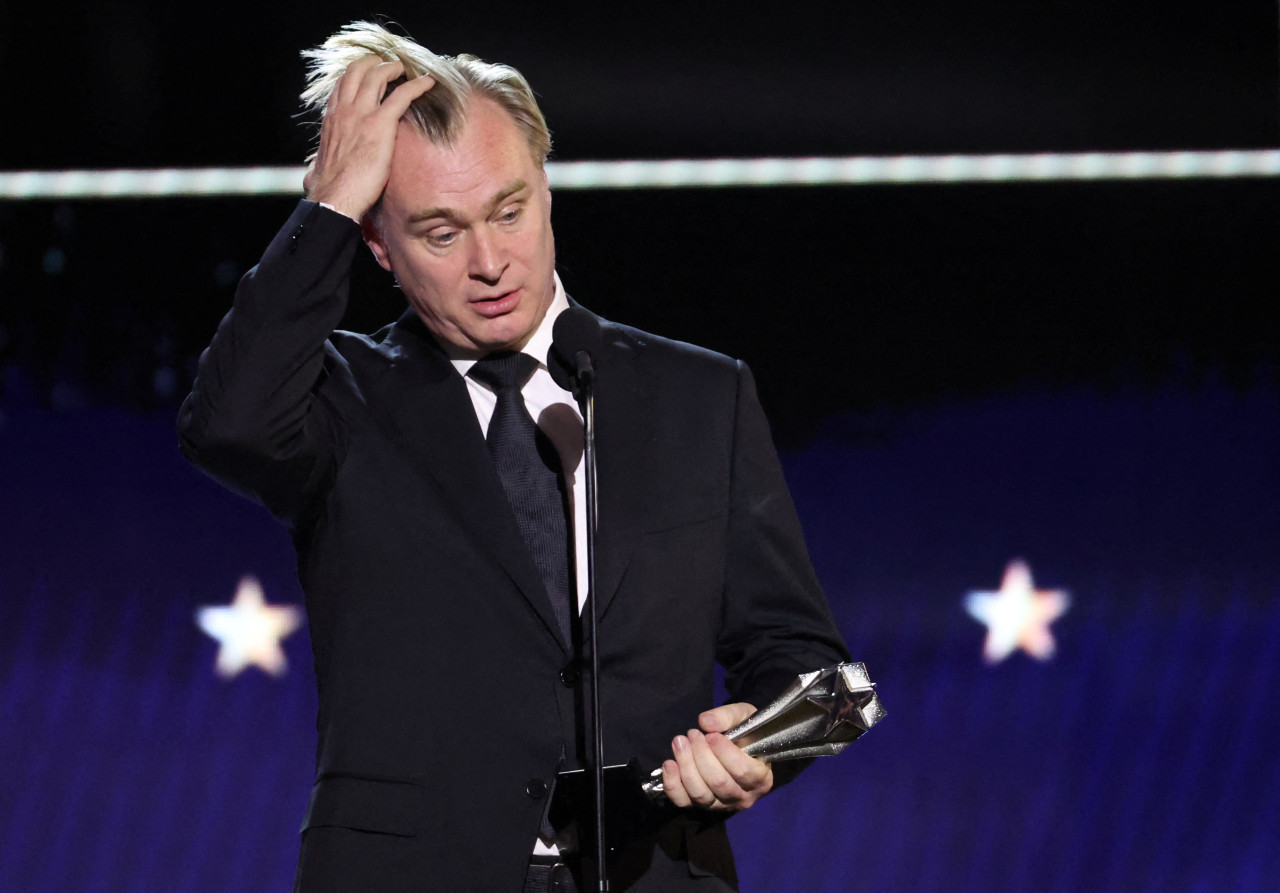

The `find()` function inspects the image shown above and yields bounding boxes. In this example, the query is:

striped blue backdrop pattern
[1,380,1276,891]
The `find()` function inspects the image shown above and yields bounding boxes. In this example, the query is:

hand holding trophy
[642,662,887,800]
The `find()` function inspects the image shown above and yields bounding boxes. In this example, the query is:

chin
[475,318,537,352]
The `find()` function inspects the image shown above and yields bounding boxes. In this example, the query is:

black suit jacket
[179,201,849,892]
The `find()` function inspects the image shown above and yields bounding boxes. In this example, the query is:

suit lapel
[589,319,655,621]
[369,312,570,653]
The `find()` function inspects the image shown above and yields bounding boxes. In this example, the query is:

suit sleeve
[716,360,851,715]
[177,200,362,522]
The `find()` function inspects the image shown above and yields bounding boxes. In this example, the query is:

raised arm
[178,61,434,519]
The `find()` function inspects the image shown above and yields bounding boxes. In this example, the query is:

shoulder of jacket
[602,319,740,378]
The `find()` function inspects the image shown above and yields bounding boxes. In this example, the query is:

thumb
[698,702,757,734]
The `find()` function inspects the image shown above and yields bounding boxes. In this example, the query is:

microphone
[549,307,603,398]
[548,305,609,891]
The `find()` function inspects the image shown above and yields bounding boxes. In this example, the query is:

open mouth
[472,289,520,316]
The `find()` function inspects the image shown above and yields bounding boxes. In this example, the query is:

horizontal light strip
[552,150,1280,188]
[0,166,304,200]
[2,150,1278,199]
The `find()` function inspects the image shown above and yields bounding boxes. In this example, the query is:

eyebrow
[407,179,529,226]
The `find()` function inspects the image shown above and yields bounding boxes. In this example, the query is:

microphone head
[549,307,603,393]
[553,307,603,358]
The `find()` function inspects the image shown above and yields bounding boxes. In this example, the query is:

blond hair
[300,21,552,166]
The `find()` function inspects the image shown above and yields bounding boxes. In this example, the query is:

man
[180,21,849,893]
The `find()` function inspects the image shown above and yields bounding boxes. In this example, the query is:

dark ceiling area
[3,0,1277,168]
[1,2,1277,441]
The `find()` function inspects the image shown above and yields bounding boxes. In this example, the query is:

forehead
[385,100,540,211]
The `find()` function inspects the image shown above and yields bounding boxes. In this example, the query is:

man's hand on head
[659,702,774,812]
[303,57,436,222]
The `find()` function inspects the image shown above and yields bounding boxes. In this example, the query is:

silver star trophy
[642,662,887,800]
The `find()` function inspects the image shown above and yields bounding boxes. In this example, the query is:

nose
[468,228,508,285]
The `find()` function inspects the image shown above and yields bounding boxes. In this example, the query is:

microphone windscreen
[549,307,603,392]
[553,307,603,358]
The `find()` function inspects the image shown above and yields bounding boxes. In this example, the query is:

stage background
[2,2,1278,890]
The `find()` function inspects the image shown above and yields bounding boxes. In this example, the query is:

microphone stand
[574,349,608,893]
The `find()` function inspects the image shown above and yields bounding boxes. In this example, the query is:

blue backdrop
[2,378,1277,891]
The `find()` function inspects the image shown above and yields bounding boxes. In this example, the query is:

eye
[498,207,522,224]
[427,229,457,247]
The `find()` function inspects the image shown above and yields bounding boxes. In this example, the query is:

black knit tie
[469,352,573,647]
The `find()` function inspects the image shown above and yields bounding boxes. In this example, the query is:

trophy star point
[805,669,877,738]
[964,559,1070,665]
[196,576,303,679]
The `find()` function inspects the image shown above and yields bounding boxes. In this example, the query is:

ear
[361,214,394,272]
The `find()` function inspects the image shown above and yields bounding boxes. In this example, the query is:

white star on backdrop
[196,576,303,679]
[965,559,1070,665]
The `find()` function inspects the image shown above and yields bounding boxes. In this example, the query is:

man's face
[364,100,556,356]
